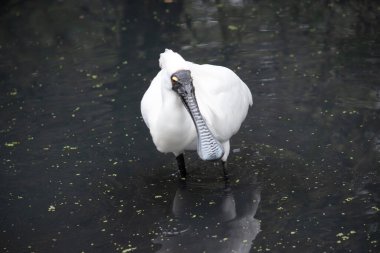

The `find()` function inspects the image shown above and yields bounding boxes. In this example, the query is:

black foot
[176,154,187,179]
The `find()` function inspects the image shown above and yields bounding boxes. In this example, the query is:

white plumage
[141,49,252,176]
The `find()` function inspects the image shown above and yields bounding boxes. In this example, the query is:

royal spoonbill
[141,49,252,178]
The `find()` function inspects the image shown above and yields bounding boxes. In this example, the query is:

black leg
[222,161,230,188]
[176,154,186,178]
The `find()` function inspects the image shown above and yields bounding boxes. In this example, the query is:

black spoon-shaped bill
[171,70,224,161]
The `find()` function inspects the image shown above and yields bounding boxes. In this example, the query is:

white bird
[141,49,252,178]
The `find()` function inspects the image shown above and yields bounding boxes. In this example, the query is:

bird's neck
[161,84,181,105]
[160,84,188,120]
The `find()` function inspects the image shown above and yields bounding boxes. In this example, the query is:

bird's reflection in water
[152,179,261,252]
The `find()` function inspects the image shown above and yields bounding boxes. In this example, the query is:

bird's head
[170,70,194,97]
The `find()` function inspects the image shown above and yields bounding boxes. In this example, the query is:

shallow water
[0,1,379,252]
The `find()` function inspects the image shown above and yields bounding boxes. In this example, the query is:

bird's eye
[171,76,178,82]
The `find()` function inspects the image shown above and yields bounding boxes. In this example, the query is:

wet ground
[0,1,379,252]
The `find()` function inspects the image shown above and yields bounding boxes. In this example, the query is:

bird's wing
[189,63,252,141]
[140,71,163,129]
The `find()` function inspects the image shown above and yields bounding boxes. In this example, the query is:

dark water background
[1,0,379,252]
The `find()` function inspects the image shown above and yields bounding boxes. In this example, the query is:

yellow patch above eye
[171,76,178,82]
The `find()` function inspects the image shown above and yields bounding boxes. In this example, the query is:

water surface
[0,1,379,252]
